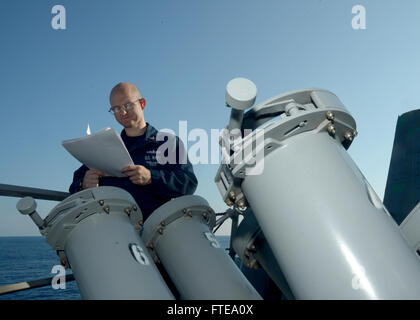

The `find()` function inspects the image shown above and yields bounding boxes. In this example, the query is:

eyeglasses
[109,98,144,115]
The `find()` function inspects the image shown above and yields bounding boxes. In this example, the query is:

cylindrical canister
[142,195,262,300]
[232,209,295,300]
[43,186,174,300]
[242,130,420,299]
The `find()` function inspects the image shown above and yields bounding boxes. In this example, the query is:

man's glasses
[109,98,144,115]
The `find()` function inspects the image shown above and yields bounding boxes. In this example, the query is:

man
[69,82,198,221]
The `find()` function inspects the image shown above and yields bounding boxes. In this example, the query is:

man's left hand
[121,165,152,185]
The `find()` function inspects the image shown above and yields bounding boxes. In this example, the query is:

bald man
[69,82,198,221]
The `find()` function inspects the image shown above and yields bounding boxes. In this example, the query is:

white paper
[62,127,134,177]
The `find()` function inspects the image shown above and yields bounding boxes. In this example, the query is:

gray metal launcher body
[38,187,175,299]
[216,79,420,299]
[19,186,261,299]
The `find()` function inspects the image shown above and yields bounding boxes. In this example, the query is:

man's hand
[82,169,105,189]
[121,165,152,185]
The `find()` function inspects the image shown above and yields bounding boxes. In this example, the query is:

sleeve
[69,164,89,194]
[146,136,198,198]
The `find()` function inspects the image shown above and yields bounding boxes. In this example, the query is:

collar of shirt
[120,122,158,152]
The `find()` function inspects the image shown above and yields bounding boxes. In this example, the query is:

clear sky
[1,0,419,236]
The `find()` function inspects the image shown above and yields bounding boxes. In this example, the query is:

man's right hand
[82,169,105,189]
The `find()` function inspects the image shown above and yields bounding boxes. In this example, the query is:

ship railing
[0,183,74,296]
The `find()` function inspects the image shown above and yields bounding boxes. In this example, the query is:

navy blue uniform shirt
[69,123,198,221]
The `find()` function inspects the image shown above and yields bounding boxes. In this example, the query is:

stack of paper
[62,127,134,177]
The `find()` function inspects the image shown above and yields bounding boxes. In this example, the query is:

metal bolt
[147,243,154,250]
[250,244,256,251]
[183,208,187,214]
[226,199,233,206]
[229,191,236,200]
[124,208,131,215]
[237,199,246,208]
[202,212,207,218]
[327,123,336,135]
[103,205,110,214]
[132,205,138,211]
[344,131,354,141]
[138,219,143,226]
[160,221,166,226]
[187,211,193,217]
[98,200,104,206]
[326,111,334,121]
[135,226,141,232]
[244,250,250,257]
[158,227,164,234]
[154,257,161,264]
[353,129,358,137]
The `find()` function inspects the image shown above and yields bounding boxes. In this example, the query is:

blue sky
[1,0,420,236]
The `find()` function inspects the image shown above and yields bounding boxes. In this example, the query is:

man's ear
[140,98,146,110]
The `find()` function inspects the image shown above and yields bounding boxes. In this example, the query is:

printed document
[62,127,134,177]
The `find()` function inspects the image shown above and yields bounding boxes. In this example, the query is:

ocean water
[0,235,231,300]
